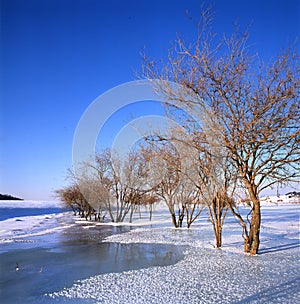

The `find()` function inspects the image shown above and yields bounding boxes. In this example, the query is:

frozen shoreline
[0,200,71,245]
[1,201,299,303]
[0,204,183,304]
[48,204,300,303]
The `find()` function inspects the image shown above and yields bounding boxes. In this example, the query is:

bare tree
[179,130,238,247]
[174,180,204,228]
[139,140,182,227]
[81,149,158,223]
[55,184,94,220]
[143,8,300,254]
[140,138,203,228]
[151,142,182,228]
[92,149,135,222]
[196,152,237,248]
[77,176,107,221]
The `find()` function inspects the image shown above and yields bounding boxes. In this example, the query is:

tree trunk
[249,201,261,255]
[171,213,178,228]
[178,205,185,228]
[243,200,261,255]
[240,181,262,255]
[149,204,153,221]
[244,235,251,253]
[228,202,250,252]
[214,221,222,248]
[129,205,135,223]
[178,217,183,228]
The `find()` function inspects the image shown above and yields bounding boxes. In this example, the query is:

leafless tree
[142,141,182,227]
[80,149,158,223]
[194,148,237,248]
[76,176,107,221]
[143,8,300,254]
[174,179,204,228]
[174,127,238,247]
[140,138,204,228]
[55,184,96,220]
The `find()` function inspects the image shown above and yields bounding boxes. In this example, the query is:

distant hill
[0,193,23,200]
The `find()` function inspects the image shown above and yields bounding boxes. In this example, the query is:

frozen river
[0,204,183,303]
[0,201,299,303]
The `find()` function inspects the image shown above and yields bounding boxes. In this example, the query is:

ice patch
[0,212,75,243]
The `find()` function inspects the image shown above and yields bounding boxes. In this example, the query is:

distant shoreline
[0,194,23,201]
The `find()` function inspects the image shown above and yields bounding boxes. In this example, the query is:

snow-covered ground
[0,201,299,303]
[0,200,73,245]
[47,203,299,304]
[0,212,75,244]
[260,194,300,205]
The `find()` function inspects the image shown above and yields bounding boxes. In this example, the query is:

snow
[0,200,71,244]
[0,213,75,244]
[46,203,300,303]
[0,200,299,303]
[260,194,300,205]
[0,200,63,208]
[48,248,300,304]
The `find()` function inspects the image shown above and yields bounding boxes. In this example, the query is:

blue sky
[0,0,299,200]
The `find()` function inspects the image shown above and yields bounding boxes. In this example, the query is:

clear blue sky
[0,0,299,200]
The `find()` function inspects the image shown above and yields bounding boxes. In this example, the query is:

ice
[0,212,75,244]
[48,247,300,303]
[1,201,299,303]
[47,204,300,303]
[0,200,71,245]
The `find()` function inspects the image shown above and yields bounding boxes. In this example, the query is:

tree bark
[178,205,185,228]
[242,198,261,255]
[149,204,153,221]
[214,222,222,248]
[129,205,135,223]
[249,201,261,255]
[243,234,250,253]
[171,213,178,228]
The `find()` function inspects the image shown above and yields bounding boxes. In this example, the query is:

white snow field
[47,203,300,304]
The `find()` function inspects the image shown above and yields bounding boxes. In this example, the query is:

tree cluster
[142,8,299,255]
[57,138,240,250]
[58,8,299,255]
[57,149,160,224]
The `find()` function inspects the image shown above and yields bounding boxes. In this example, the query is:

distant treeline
[0,193,23,200]
[286,191,300,197]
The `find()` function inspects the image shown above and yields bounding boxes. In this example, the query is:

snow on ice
[47,203,300,304]
[0,200,74,244]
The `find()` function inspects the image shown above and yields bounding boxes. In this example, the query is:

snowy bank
[0,212,75,244]
[48,204,300,304]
